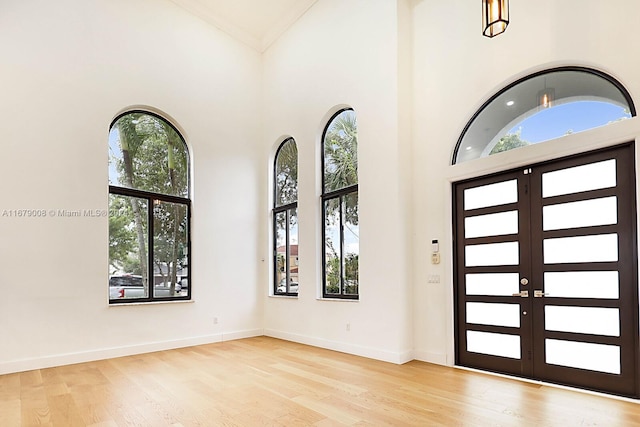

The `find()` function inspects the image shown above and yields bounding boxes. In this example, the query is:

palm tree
[324,111,358,193]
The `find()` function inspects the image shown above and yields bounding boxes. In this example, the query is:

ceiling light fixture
[482,0,509,38]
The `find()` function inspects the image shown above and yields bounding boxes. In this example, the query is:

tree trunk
[118,124,149,289]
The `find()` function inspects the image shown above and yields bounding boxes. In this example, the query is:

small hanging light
[537,88,555,109]
[537,77,555,109]
[482,0,509,38]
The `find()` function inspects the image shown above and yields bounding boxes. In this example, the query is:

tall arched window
[322,109,359,299]
[454,67,635,164]
[273,138,299,295]
[108,111,191,303]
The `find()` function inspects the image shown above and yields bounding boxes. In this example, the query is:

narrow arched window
[273,138,298,295]
[108,111,191,303]
[322,109,359,299]
[454,67,635,164]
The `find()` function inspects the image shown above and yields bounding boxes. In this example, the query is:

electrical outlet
[213,317,218,325]
[346,322,351,332]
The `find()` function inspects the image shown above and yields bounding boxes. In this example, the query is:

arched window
[454,67,636,164]
[322,109,359,299]
[108,111,190,303]
[273,138,298,295]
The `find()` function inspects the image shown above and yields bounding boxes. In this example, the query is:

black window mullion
[322,199,328,297]
[273,213,278,294]
[323,184,358,200]
[109,185,189,205]
[339,195,345,296]
[147,196,155,301]
[285,209,291,293]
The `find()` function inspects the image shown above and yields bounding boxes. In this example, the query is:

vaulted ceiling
[169,0,318,52]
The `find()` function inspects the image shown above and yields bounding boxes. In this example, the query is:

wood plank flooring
[1,336,640,426]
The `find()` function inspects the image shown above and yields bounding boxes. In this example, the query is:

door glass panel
[464,179,518,210]
[544,271,619,299]
[465,211,518,239]
[466,242,519,267]
[545,306,619,336]
[466,273,520,296]
[543,197,617,231]
[542,159,616,198]
[544,234,618,264]
[546,339,620,374]
[467,331,521,359]
[466,302,520,327]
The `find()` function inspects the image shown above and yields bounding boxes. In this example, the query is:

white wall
[3,0,640,375]
[411,0,640,364]
[261,0,413,363]
[0,0,263,373]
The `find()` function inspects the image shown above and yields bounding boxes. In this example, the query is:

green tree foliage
[274,140,298,235]
[344,253,359,294]
[489,130,530,155]
[324,112,358,192]
[325,254,340,293]
[109,194,142,274]
[275,139,298,206]
[324,111,358,226]
[325,253,359,294]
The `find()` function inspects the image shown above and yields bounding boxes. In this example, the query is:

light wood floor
[2,336,640,426]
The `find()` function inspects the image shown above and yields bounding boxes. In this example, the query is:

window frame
[321,108,359,300]
[273,137,298,296]
[108,110,191,304]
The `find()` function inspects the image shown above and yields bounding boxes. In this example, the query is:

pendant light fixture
[482,0,509,38]
[537,88,555,109]
[537,78,555,109]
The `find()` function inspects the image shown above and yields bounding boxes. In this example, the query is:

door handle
[534,290,548,298]
[512,290,529,297]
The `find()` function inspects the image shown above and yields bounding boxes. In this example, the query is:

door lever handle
[534,290,548,298]
[512,290,529,297]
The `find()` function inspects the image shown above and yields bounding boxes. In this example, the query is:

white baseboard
[412,350,450,366]
[0,328,263,375]
[265,329,413,364]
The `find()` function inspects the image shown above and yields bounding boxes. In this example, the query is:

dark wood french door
[454,143,639,397]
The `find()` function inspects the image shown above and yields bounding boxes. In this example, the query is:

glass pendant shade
[482,0,509,38]
[538,87,555,109]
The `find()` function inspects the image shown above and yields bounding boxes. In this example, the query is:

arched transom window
[454,67,635,164]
